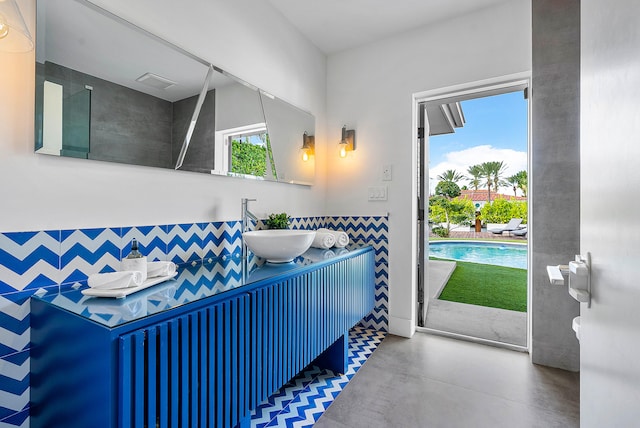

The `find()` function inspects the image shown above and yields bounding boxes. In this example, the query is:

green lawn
[435,258,527,312]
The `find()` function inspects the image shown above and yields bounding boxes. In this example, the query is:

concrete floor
[315,333,580,428]
[425,260,527,347]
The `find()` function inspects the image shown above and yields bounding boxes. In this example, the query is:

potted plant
[265,212,290,229]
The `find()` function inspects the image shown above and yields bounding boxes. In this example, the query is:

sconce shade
[0,0,33,53]
[338,125,355,158]
[301,132,315,162]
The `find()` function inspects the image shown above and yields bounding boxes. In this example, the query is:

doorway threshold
[417,325,528,353]
[422,299,528,350]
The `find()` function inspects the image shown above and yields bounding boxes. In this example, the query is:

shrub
[429,196,475,234]
[480,198,528,224]
[231,139,267,177]
[432,226,449,237]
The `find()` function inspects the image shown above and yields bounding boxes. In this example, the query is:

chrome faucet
[241,198,258,233]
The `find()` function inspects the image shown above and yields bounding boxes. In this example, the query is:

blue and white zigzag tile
[0,292,32,358]
[60,228,121,285]
[251,366,324,428]
[251,327,385,428]
[289,217,325,231]
[121,225,167,262]
[0,350,29,421]
[325,216,388,241]
[374,286,388,308]
[166,223,203,266]
[360,308,388,332]
[0,231,60,294]
[375,262,389,285]
[264,375,347,427]
[0,408,28,428]
[202,221,242,261]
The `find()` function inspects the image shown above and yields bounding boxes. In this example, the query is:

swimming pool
[429,241,527,269]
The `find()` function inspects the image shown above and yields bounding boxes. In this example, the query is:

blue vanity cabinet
[30,246,375,428]
[248,254,376,408]
[117,294,251,428]
[31,291,251,428]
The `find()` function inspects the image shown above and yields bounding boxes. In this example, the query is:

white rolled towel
[146,261,177,278]
[311,231,336,249]
[318,228,349,248]
[87,271,144,290]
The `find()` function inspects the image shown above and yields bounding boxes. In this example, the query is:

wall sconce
[0,0,33,53]
[338,125,356,158]
[301,132,315,162]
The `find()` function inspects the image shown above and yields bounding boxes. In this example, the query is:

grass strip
[435,258,527,312]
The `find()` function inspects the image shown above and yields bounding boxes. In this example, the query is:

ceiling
[266,0,514,54]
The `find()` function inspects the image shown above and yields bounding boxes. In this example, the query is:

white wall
[325,0,532,336]
[0,0,327,233]
[581,0,640,424]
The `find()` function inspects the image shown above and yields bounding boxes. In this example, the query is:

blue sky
[429,90,528,194]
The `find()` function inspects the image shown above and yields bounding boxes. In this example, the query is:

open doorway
[415,76,530,350]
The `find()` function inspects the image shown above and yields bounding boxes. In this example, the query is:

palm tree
[516,170,528,197]
[506,174,520,196]
[437,169,465,184]
[479,161,508,203]
[489,161,508,192]
[507,170,528,197]
[466,164,483,191]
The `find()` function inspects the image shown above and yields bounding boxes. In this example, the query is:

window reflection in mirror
[219,125,276,180]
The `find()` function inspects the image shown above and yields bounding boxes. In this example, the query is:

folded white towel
[311,231,336,249]
[318,228,349,248]
[304,247,336,262]
[87,271,144,290]
[146,261,177,278]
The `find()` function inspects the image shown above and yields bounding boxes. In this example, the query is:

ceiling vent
[135,72,177,90]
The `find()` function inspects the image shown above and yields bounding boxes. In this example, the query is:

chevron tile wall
[0,231,59,294]
[0,215,388,426]
[326,216,389,332]
[0,292,31,426]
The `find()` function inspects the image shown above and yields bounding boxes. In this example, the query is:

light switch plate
[368,186,388,201]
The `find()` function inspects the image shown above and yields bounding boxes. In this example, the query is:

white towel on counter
[318,228,349,248]
[311,231,336,249]
[87,271,144,290]
[146,261,177,278]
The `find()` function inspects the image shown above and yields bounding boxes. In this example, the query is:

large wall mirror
[34,0,315,185]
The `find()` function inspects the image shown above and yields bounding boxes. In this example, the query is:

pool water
[429,241,527,269]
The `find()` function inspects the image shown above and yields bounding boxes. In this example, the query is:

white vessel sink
[243,229,316,263]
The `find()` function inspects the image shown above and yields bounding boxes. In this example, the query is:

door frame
[411,72,532,351]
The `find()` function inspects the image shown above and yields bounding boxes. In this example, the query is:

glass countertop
[33,245,369,328]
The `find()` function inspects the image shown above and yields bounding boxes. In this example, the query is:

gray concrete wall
[43,61,174,169]
[531,0,581,371]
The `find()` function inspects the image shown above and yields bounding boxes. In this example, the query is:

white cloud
[429,145,527,194]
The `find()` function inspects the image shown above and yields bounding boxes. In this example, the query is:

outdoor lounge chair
[489,218,523,235]
[512,227,528,237]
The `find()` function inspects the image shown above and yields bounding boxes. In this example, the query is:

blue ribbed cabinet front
[31,247,375,428]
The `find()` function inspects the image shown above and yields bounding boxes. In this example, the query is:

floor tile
[316,333,579,428]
